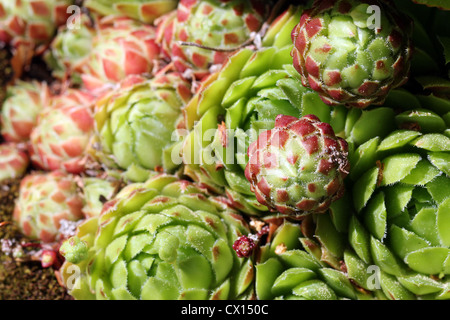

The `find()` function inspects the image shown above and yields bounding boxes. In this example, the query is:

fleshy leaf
[380,154,422,186]
[353,167,379,213]
[272,268,316,297]
[437,198,450,247]
[405,247,450,275]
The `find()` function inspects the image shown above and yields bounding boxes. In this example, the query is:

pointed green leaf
[363,191,387,241]
[222,77,256,108]
[384,184,414,219]
[380,154,422,186]
[417,93,450,116]
[426,175,450,203]
[350,108,396,146]
[317,268,358,300]
[255,258,284,300]
[400,159,441,185]
[105,235,128,269]
[235,259,254,296]
[388,225,430,261]
[272,268,316,297]
[240,47,277,78]
[405,247,450,275]
[395,109,446,133]
[410,207,440,246]
[349,137,380,181]
[413,133,450,152]
[428,152,450,177]
[278,250,322,271]
[379,271,415,300]
[377,130,422,152]
[437,198,450,247]
[353,167,379,213]
[292,280,337,300]
[270,221,302,253]
[348,216,372,264]
[343,249,372,291]
[398,274,443,296]
[315,214,345,260]
[370,236,405,276]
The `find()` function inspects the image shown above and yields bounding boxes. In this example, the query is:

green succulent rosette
[44,13,96,83]
[342,129,450,300]
[181,5,351,215]
[91,72,192,182]
[59,174,254,300]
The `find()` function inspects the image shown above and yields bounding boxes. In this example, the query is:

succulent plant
[180,5,349,215]
[44,13,96,83]
[91,72,192,182]
[0,143,29,182]
[28,88,95,174]
[245,114,349,217]
[12,170,85,243]
[343,128,450,300]
[80,16,161,93]
[58,174,254,300]
[84,0,178,24]
[290,0,413,108]
[1,80,50,143]
[157,0,268,80]
[0,0,72,46]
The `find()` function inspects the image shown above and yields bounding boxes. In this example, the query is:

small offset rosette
[13,170,85,243]
[245,114,349,217]
[291,0,413,108]
[0,143,29,182]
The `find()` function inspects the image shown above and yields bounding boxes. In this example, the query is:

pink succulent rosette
[290,0,413,108]
[81,16,161,94]
[1,80,50,143]
[245,114,350,217]
[28,89,95,174]
[0,0,71,46]
[156,0,268,81]
[0,143,29,182]
[0,0,73,79]
[13,170,85,243]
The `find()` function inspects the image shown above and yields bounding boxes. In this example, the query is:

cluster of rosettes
[2,0,448,302]
[245,114,350,217]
